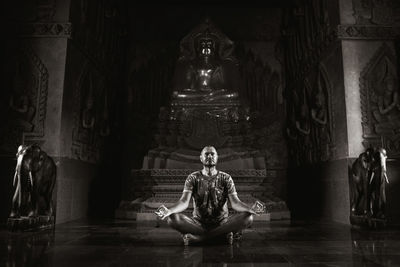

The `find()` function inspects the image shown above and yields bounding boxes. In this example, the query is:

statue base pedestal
[7,216,55,232]
[350,214,387,229]
[115,169,290,222]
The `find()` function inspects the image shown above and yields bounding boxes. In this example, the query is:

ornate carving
[284,66,336,165]
[237,47,281,113]
[1,45,48,153]
[282,0,337,84]
[282,1,339,165]
[352,0,400,25]
[71,63,103,163]
[337,25,400,40]
[360,43,400,158]
[18,23,72,38]
[35,0,56,22]
[310,66,335,161]
[72,0,126,76]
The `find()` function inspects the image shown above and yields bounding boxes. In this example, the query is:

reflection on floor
[1,219,400,266]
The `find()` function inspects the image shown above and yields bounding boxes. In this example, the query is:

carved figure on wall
[361,44,400,158]
[99,90,110,137]
[172,18,240,102]
[9,60,37,132]
[352,0,395,25]
[81,74,95,129]
[285,89,300,165]
[9,144,56,219]
[295,87,312,164]
[372,65,400,134]
[311,71,331,161]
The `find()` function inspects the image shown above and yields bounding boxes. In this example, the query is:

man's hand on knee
[249,200,266,216]
[155,205,172,220]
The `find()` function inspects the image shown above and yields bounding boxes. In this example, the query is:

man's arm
[155,191,192,220]
[168,191,192,214]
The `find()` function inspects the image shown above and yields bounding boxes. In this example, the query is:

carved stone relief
[360,43,400,158]
[35,0,56,22]
[71,63,104,163]
[0,45,48,153]
[310,66,335,162]
[284,65,335,165]
[352,0,400,25]
[18,23,72,38]
[282,1,337,166]
[337,25,400,40]
[72,0,125,73]
[236,45,281,114]
[282,0,336,86]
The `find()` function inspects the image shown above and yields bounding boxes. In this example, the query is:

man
[155,146,265,245]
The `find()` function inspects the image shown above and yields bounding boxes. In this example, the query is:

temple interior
[1,0,400,266]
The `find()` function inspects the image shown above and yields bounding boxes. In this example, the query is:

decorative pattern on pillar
[352,0,400,25]
[236,47,281,113]
[0,44,48,153]
[360,43,400,158]
[71,62,107,163]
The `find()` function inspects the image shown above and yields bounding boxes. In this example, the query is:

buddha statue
[172,21,240,103]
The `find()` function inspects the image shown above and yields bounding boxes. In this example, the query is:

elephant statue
[369,147,389,219]
[349,147,373,215]
[349,147,389,219]
[9,144,56,218]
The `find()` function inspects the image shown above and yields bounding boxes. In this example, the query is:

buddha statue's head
[195,29,218,60]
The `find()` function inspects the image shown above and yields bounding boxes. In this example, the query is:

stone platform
[7,216,55,232]
[350,215,387,229]
[115,169,290,222]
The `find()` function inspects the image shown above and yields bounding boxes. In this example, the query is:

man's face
[200,146,218,167]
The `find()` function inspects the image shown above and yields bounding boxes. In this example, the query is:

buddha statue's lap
[172,88,238,102]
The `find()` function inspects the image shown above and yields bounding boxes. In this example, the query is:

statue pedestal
[7,216,55,232]
[350,214,387,229]
[144,99,265,169]
[115,169,290,222]
[116,95,291,222]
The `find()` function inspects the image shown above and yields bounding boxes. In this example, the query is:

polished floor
[1,219,400,266]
